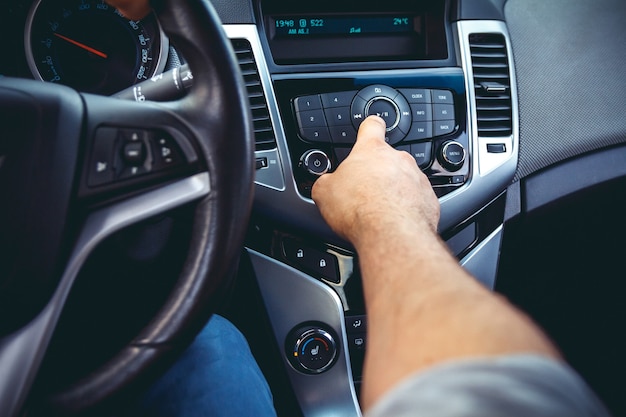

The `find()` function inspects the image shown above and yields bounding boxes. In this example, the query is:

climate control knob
[301,149,331,176]
[287,326,338,374]
[438,141,466,172]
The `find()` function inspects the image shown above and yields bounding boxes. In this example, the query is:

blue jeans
[134,315,277,417]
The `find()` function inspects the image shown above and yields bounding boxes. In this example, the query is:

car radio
[273,72,469,199]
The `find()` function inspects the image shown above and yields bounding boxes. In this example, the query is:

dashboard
[2,0,626,416]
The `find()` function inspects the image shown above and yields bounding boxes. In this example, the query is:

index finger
[351,115,389,152]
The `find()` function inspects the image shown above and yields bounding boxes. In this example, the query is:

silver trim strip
[460,225,504,290]
[247,249,362,417]
[0,173,210,417]
[223,26,289,193]
[454,20,520,179]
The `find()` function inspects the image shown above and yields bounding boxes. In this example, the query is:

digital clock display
[272,15,416,37]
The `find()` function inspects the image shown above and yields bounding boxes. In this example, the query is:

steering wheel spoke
[78,93,206,202]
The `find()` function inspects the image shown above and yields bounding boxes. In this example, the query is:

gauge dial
[25,0,167,95]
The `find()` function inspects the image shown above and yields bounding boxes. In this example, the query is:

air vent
[231,39,276,150]
[469,34,513,137]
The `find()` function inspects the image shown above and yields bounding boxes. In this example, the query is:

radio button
[434,120,456,137]
[407,122,433,141]
[296,109,327,129]
[300,127,331,143]
[357,84,399,102]
[432,89,454,104]
[301,149,332,176]
[385,129,406,145]
[324,107,352,126]
[365,98,400,131]
[410,103,433,123]
[329,126,357,144]
[350,95,369,128]
[397,141,433,170]
[400,88,432,104]
[294,95,322,112]
[320,91,357,108]
[433,104,455,121]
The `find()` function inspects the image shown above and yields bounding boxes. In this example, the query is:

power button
[301,149,331,176]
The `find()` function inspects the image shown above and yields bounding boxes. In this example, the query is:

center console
[222,0,519,414]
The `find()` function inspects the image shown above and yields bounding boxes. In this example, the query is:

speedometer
[25,0,167,95]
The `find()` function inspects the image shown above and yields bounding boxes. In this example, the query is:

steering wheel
[0,0,253,414]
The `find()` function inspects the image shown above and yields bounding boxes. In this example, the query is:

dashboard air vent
[231,39,276,150]
[468,34,513,137]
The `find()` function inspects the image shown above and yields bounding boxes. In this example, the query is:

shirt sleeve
[365,354,611,417]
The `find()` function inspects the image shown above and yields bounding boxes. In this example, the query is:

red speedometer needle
[53,33,108,59]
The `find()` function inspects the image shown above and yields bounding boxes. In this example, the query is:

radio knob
[438,141,466,172]
[301,149,331,176]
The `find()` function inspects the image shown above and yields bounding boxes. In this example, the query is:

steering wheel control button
[88,127,117,187]
[433,104,455,121]
[294,95,322,112]
[365,98,400,131]
[283,238,340,283]
[434,121,456,137]
[288,327,338,374]
[152,135,184,169]
[301,150,331,176]
[122,141,146,166]
[439,141,466,172]
[320,91,357,108]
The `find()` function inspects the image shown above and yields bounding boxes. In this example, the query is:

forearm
[357,224,560,410]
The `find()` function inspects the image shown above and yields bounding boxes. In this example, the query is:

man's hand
[312,116,439,247]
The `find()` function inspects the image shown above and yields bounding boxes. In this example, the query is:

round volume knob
[438,141,466,172]
[301,149,331,176]
[287,327,338,374]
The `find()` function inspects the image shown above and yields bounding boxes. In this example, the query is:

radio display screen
[272,15,417,37]
[263,0,448,65]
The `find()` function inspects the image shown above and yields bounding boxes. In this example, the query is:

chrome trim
[254,149,285,191]
[247,249,362,417]
[460,225,504,290]
[223,26,289,193]
[0,173,210,417]
[454,20,519,179]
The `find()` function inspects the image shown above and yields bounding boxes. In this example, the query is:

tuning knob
[301,149,331,176]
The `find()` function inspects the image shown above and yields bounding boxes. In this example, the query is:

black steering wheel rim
[0,0,254,414]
